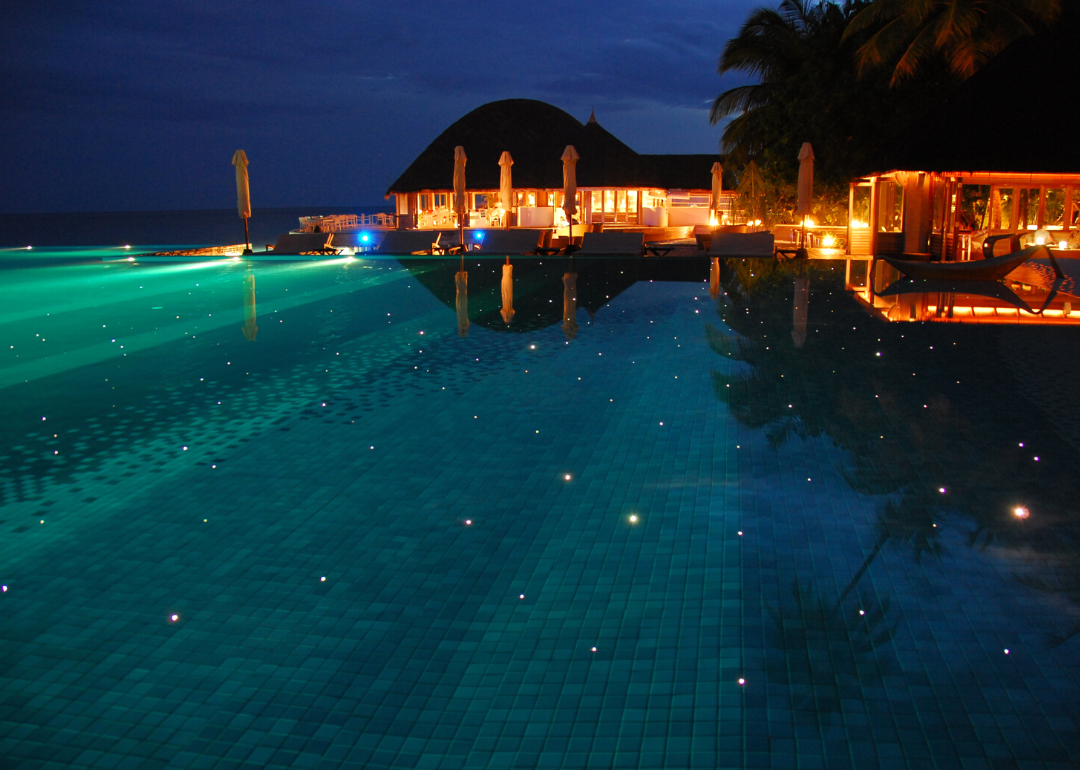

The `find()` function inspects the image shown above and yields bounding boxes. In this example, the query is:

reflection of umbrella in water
[500,262,515,325]
[455,270,469,337]
[791,274,808,347]
[242,271,258,341]
[562,270,578,340]
[709,257,721,300]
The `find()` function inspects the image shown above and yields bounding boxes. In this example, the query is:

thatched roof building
[386,99,727,230]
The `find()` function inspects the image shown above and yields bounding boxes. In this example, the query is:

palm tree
[709,0,947,187]
[843,0,1062,85]
[710,0,828,160]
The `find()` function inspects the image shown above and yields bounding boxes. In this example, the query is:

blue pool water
[1,251,1078,769]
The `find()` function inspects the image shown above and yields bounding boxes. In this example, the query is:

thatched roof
[880,19,1079,175]
[386,99,722,195]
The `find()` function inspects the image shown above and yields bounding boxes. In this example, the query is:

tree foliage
[711,0,954,194]
[844,0,1062,86]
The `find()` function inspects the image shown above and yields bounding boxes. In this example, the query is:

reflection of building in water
[846,258,1080,324]
[402,257,713,335]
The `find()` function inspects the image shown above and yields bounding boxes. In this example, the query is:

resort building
[385,99,730,233]
[848,26,1079,260]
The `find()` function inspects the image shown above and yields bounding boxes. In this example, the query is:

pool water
[1,252,1077,769]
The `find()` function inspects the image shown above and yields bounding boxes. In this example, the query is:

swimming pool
[1,252,1077,769]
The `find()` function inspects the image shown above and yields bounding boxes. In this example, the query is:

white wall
[642,207,668,227]
[519,207,554,227]
[668,208,709,226]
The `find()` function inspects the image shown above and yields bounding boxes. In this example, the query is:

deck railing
[298,213,396,232]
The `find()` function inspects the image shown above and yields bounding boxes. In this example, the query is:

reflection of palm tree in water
[1016,563,1080,653]
[839,491,942,602]
[710,266,950,717]
[714,260,1080,689]
[767,580,897,719]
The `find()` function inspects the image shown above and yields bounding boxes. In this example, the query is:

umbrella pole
[243,216,252,255]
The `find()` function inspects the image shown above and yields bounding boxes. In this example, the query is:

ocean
[0,206,393,250]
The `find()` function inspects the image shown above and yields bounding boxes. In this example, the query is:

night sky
[1,1,757,213]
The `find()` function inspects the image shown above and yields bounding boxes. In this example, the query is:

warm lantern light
[821,234,836,247]
[1058,240,1068,250]
[709,213,718,226]
[1014,506,1030,519]
[1034,229,1050,245]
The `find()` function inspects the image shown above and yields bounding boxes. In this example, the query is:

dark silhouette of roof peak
[386,99,721,194]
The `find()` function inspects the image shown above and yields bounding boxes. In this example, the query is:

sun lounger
[272,232,335,254]
[575,232,645,256]
[375,230,441,255]
[708,231,775,258]
[472,229,546,255]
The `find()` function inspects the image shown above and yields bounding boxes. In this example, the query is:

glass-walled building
[847,28,1078,260]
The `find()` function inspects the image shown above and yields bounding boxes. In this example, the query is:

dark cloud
[0,0,755,212]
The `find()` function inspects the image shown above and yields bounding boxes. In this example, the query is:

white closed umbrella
[499,151,514,230]
[562,145,579,248]
[710,162,724,223]
[454,146,467,250]
[797,143,814,253]
[232,150,252,253]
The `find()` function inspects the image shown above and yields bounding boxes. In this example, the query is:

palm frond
[710,83,774,124]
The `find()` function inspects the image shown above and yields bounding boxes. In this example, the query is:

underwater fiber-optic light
[475,230,485,241]
[360,233,370,243]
